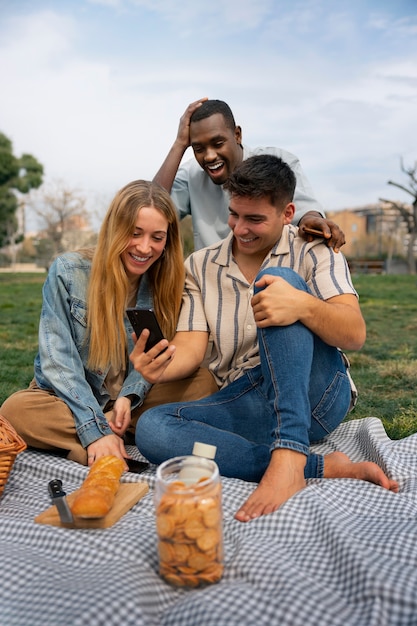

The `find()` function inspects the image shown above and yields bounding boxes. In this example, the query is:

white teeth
[132,254,149,262]
[207,162,223,171]
[240,237,256,243]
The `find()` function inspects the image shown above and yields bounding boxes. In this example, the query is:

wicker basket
[0,414,27,500]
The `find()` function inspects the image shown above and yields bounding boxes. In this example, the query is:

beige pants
[0,368,219,466]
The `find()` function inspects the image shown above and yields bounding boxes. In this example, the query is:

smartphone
[126,308,166,353]
[302,227,326,237]
[126,458,150,474]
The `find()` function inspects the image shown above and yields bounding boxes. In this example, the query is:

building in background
[327,202,413,273]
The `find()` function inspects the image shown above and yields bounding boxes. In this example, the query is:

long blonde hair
[85,180,185,371]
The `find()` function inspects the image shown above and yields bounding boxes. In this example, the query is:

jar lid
[192,441,217,459]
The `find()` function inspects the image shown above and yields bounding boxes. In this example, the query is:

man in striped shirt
[132,154,398,522]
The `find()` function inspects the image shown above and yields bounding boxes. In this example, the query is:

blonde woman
[1,180,217,467]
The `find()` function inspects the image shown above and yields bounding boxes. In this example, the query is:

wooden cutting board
[35,482,149,529]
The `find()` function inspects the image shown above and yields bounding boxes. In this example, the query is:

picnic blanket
[1,416,417,626]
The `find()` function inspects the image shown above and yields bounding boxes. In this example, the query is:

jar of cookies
[155,452,224,588]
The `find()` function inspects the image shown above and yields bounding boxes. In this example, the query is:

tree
[380,158,417,274]
[0,132,43,248]
[180,215,194,258]
[27,180,95,266]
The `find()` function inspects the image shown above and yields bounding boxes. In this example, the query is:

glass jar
[155,455,224,588]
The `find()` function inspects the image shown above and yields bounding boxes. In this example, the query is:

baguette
[71,455,125,519]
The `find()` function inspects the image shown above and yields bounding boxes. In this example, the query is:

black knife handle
[48,479,66,498]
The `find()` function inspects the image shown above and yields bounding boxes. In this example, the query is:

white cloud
[0,0,416,226]
[127,0,273,28]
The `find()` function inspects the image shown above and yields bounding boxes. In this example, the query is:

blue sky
[0,0,416,229]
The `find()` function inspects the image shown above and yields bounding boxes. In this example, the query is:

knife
[48,479,74,524]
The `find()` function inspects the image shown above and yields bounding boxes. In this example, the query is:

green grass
[0,273,45,399]
[0,272,416,440]
[346,274,417,439]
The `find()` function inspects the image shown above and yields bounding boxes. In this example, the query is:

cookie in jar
[154,444,223,588]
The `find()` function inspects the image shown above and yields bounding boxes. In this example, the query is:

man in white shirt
[154,98,345,251]
[133,154,398,522]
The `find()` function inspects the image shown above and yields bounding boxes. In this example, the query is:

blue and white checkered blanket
[2,417,417,626]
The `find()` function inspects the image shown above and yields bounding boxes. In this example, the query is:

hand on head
[176,97,209,148]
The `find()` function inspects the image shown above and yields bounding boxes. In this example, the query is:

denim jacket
[34,252,153,448]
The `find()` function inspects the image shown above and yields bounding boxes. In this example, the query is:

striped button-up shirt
[177,225,357,388]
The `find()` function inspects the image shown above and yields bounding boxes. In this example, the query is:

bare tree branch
[383,158,417,274]
[379,198,414,231]
[387,180,415,198]
[26,180,91,259]
[400,157,417,186]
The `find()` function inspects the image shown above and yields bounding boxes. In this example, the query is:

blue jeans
[136,268,353,482]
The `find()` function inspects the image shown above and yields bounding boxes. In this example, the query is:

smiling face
[228,195,295,262]
[190,113,244,185]
[121,206,168,283]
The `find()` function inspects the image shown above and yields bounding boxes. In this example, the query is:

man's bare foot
[234,449,306,523]
[234,450,399,524]
[324,451,399,492]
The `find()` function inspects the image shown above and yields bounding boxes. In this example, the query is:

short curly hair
[190,100,236,131]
